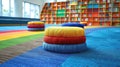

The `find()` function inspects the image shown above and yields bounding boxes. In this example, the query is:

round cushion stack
[27,21,44,31]
[62,23,85,28]
[42,27,87,53]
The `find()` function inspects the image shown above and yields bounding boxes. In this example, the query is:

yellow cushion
[80,22,87,24]
[45,27,85,37]
[28,21,44,25]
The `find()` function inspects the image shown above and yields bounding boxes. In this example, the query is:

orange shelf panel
[92,13,99,17]
[92,22,100,26]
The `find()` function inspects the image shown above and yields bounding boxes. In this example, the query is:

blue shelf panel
[93,4,98,8]
[88,4,93,8]
[88,4,98,8]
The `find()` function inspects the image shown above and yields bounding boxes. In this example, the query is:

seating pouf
[27,21,44,31]
[62,23,84,28]
[42,27,87,53]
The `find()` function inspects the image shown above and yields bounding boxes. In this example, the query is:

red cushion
[44,36,86,44]
[28,24,44,28]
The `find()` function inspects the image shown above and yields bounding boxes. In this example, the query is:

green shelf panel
[56,9,66,17]
[81,6,87,9]
[116,0,120,2]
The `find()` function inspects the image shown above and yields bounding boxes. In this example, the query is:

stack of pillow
[42,27,87,53]
[27,21,44,31]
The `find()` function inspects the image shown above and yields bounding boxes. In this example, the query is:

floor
[0,25,120,67]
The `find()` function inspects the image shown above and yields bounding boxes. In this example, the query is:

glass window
[34,5,39,18]
[10,0,15,16]
[57,0,67,2]
[46,0,54,2]
[1,0,15,16]
[23,2,40,18]
[0,0,2,15]
[23,2,30,17]
[30,4,35,18]
[2,0,10,16]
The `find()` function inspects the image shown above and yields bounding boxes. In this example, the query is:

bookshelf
[40,0,120,26]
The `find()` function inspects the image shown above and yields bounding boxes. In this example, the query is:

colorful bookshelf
[40,0,120,26]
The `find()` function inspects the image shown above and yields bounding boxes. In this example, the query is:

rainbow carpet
[0,26,120,67]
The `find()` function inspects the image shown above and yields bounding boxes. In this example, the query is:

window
[34,5,39,18]
[23,2,40,18]
[57,0,67,2]
[23,2,31,17]
[46,0,54,2]
[0,0,2,15]
[1,0,15,16]
[10,0,15,16]
[30,4,35,18]
[2,0,10,16]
